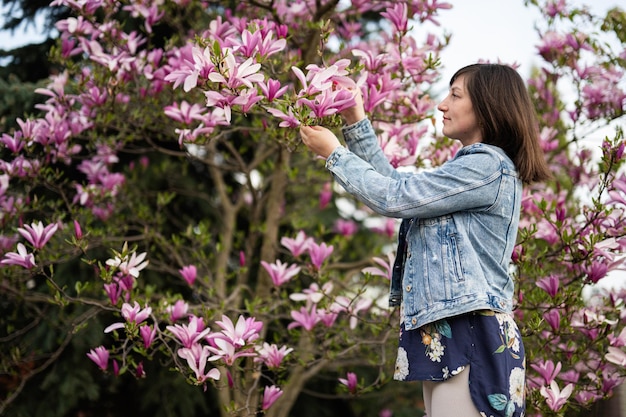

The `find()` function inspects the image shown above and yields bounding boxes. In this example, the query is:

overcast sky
[431,0,621,86]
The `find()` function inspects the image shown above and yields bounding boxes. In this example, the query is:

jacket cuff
[325,146,349,169]
[341,117,371,139]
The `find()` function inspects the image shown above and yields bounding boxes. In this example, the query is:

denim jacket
[325,118,522,331]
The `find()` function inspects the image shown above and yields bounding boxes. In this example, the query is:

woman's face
[437,75,482,146]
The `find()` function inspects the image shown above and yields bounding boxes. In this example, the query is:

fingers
[299,125,316,147]
[299,125,314,142]
[299,125,340,158]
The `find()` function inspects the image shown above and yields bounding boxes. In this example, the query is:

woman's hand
[300,125,342,159]
[339,87,366,125]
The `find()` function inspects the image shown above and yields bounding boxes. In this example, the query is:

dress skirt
[394,310,526,417]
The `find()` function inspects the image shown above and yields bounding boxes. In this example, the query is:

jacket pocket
[447,233,466,283]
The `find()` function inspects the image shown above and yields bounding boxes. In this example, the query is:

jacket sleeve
[325,144,504,219]
[340,118,404,180]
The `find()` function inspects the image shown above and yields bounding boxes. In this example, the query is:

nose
[437,100,446,112]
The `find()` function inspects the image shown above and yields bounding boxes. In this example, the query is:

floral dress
[394,309,526,417]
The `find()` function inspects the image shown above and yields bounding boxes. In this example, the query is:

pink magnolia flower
[258,78,287,102]
[580,66,626,120]
[532,218,560,245]
[362,252,395,281]
[139,324,157,348]
[204,89,249,124]
[530,359,561,385]
[265,106,300,128]
[236,29,261,57]
[105,247,149,278]
[605,346,626,366]
[536,274,560,298]
[600,369,623,394]
[545,0,568,18]
[559,369,580,385]
[583,260,609,284]
[6,155,41,179]
[308,241,333,270]
[87,346,109,371]
[317,308,339,328]
[338,371,358,394]
[207,337,256,366]
[167,316,211,349]
[291,65,334,95]
[319,182,332,209]
[164,101,205,125]
[55,15,93,36]
[378,120,421,168]
[167,299,189,322]
[255,342,293,369]
[122,301,152,324]
[165,45,216,92]
[104,301,152,333]
[281,230,313,257]
[331,296,373,329]
[251,30,287,59]
[334,219,358,236]
[608,327,626,347]
[537,32,569,62]
[73,220,83,239]
[0,243,36,269]
[135,361,146,378]
[260,259,301,286]
[208,53,264,90]
[0,174,8,197]
[177,344,221,383]
[540,380,574,412]
[0,132,24,153]
[543,309,561,332]
[359,79,384,112]
[336,19,362,40]
[288,305,321,331]
[0,235,18,253]
[211,314,263,348]
[576,389,603,404]
[381,3,408,32]
[115,274,135,296]
[112,359,120,377]
[289,282,333,306]
[262,385,283,410]
[179,264,197,286]
[123,3,164,33]
[17,220,59,250]
[237,28,287,59]
[370,218,397,238]
[103,282,122,305]
[297,88,355,119]
[238,88,263,113]
[379,409,393,417]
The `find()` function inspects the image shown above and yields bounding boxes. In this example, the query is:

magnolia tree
[0,0,625,416]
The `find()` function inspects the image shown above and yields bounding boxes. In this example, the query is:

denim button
[405,285,411,291]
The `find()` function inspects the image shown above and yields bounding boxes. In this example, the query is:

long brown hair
[450,64,552,184]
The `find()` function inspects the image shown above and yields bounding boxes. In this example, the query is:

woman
[300,63,551,417]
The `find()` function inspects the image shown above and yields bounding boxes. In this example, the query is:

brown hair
[450,64,552,184]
